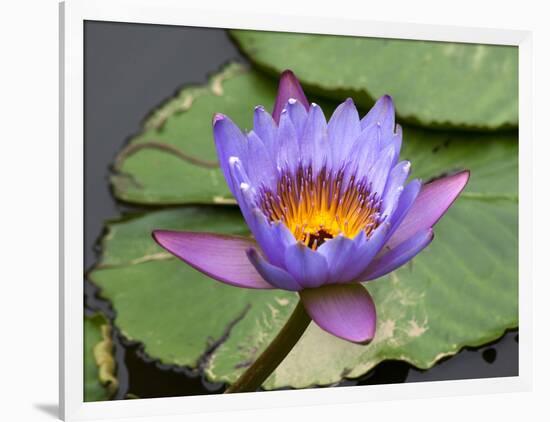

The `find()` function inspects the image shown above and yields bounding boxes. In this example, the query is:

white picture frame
[60,0,532,420]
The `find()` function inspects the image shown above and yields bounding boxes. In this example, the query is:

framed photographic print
[60,0,532,420]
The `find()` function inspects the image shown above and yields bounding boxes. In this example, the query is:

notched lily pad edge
[370,323,518,378]
[86,271,229,397]
[228,31,517,132]
[143,61,248,131]
[120,327,228,394]
[86,272,238,392]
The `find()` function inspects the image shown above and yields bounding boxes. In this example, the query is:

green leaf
[401,127,517,200]
[84,313,118,401]
[230,30,518,129]
[89,207,299,374]
[89,192,517,388]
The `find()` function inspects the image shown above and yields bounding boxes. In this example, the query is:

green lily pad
[84,313,118,401]
[90,176,517,388]
[230,30,518,130]
[402,128,517,200]
[89,207,299,374]
[112,64,517,206]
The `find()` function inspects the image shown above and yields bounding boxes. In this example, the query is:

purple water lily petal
[286,98,308,137]
[346,122,381,182]
[385,179,422,241]
[212,114,248,195]
[253,105,278,157]
[391,124,403,165]
[317,235,358,283]
[228,156,257,229]
[276,108,300,170]
[328,98,361,166]
[360,94,395,135]
[246,131,277,191]
[361,228,434,281]
[284,243,329,288]
[300,284,376,344]
[152,231,273,289]
[381,161,411,216]
[250,211,296,269]
[367,144,396,196]
[247,248,302,291]
[339,222,389,282]
[300,103,330,173]
[272,70,309,124]
[387,171,470,249]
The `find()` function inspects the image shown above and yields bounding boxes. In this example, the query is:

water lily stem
[224,299,311,394]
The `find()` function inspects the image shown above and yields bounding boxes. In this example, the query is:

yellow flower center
[259,166,382,250]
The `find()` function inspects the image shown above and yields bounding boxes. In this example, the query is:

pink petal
[152,231,273,289]
[387,170,470,249]
[272,70,309,124]
[300,284,376,344]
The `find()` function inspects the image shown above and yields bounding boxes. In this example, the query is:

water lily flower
[153,70,469,345]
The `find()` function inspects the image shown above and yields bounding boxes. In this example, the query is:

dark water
[84,21,518,399]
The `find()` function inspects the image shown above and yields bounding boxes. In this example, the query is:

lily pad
[112,64,517,206]
[89,207,299,375]
[90,180,517,388]
[230,30,518,130]
[84,313,118,401]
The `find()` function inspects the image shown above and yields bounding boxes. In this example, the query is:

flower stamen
[258,165,382,249]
